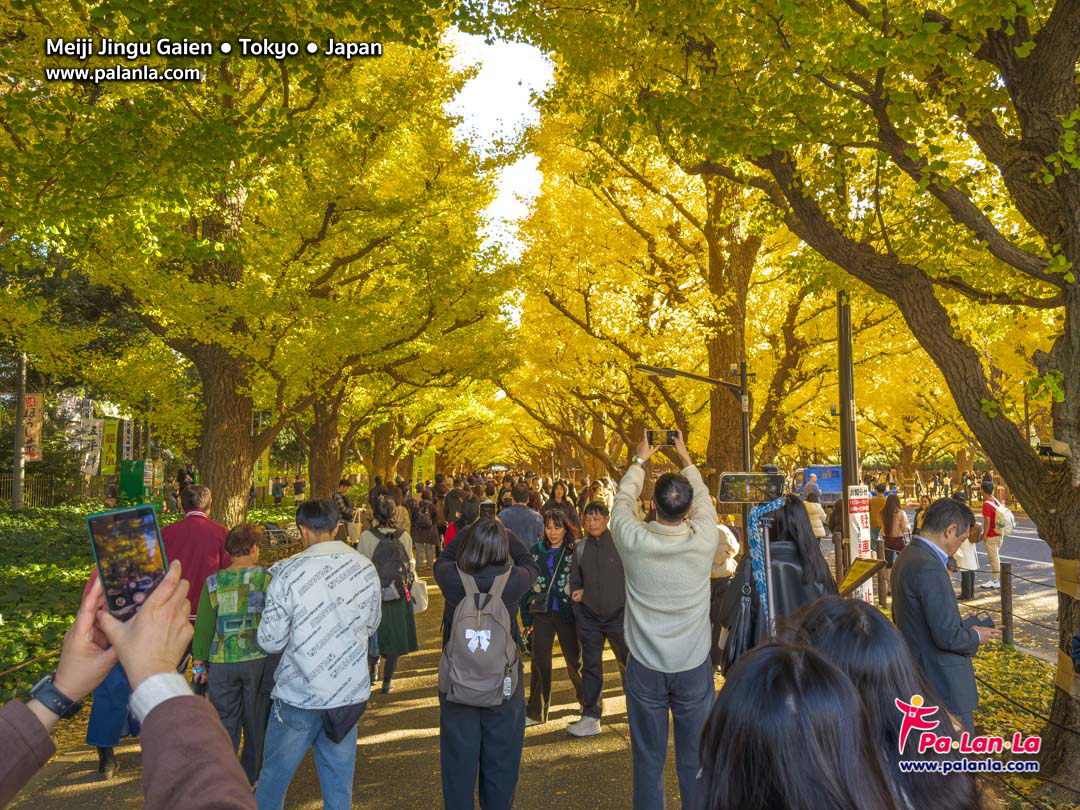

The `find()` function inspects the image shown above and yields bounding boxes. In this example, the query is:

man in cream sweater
[611,430,718,810]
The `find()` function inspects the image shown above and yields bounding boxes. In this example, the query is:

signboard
[847,485,874,603]
[100,419,119,475]
[23,393,44,462]
[253,446,270,487]
[838,558,887,597]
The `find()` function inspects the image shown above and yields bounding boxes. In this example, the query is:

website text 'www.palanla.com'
[44,65,202,84]
[898,757,1040,775]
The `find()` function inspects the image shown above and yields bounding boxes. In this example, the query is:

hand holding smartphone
[86,506,169,621]
[646,429,678,447]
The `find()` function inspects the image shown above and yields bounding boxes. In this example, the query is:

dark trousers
[526,611,583,722]
[625,655,714,810]
[574,604,628,720]
[708,578,732,667]
[439,681,525,810]
[208,657,272,784]
[960,570,976,600]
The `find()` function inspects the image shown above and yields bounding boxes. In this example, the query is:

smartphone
[87,505,169,621]
[647,429,678,447]
[716,473,787,504]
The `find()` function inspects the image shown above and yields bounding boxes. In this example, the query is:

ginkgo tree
[1,2,500,523]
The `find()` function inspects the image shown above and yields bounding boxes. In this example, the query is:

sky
[443,30,553,257]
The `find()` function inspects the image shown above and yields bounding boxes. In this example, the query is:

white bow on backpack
[465,628,491,652]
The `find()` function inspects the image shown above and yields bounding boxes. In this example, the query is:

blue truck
[792,465,843,505]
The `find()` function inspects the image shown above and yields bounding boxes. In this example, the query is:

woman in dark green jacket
[521,509,583,725]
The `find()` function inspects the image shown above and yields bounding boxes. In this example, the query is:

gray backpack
[438,567,520,706]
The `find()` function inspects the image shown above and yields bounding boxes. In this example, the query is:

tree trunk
[702,177,761,487]
[364,421,395,485]
[191,346,253,527]
[308,396,344,500]
[898,445,916,482]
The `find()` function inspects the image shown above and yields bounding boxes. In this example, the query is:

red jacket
[161,512,230,620]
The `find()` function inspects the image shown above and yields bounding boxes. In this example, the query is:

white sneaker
[978,579,998,589]
[566,717,601,737]
[990,580,1001,589]
[525,717,543,727]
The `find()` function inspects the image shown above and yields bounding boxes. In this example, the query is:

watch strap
[30,674,82,719]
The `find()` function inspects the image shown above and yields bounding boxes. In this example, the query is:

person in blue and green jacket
[191,522,273,786]
[521,509,583,726]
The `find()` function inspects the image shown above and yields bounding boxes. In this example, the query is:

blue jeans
[255,699,360,810]
[625,655,714,810]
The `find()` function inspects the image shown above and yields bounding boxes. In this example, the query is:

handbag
[411,577,429,613]
[720,582,756,676]
[526,545,567,615]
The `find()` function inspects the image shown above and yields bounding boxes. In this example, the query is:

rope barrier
[966,603,1058,634]
[973,674,1080,740]
[0,652,62,682]
[1008,572,1058,589]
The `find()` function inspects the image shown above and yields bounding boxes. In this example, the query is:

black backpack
[371,529,410,601]
[414,501,434,531]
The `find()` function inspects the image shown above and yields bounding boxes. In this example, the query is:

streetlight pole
[633,363,752,474]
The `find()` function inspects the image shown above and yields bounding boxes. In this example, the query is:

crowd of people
[5,435,1079,810]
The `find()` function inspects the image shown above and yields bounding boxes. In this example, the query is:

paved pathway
[13,568,689,809]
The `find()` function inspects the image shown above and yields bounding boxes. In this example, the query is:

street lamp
[632,363,752,474]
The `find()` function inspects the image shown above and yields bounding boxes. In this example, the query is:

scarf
[748,496,787,629]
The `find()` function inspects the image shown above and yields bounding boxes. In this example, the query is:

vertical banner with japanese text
[100,419,119,476]
[121,420,134,461]
[23,393,44,462]
[847,484,874,603]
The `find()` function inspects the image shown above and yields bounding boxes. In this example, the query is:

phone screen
[716,473,787,504]
[87,506,168,620]
[647,429,678,447]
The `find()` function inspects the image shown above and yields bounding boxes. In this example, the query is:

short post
[833,531,844,583]
[1000,562,1013,646]
[876,541,888,608]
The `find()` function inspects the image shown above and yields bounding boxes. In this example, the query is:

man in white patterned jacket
[254,498,381,810]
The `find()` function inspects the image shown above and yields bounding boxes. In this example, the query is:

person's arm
[190,582,215,677]
[255,570,292,654]
[569,545,583,593]
[98,562,256,809]
[0,578,119,807]
[914,566,982,656]
[611,464,647,551]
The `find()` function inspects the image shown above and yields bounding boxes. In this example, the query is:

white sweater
[257,540,381,709]
[611,464,718,673]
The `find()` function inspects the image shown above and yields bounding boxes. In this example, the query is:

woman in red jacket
[443,495,479,548]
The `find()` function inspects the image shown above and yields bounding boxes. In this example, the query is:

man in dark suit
[161,484,230,622]
[891,498,999,732]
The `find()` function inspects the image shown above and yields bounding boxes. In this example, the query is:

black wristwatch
[29,673,83,719]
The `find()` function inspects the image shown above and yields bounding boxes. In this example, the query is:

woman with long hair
[541,480,581,536]
[433,516,539,810]
[788,597,989,810]
[913,495,932,533]
[717,495,836,671]
[698,642,897,810]
[521,510,583,726]
[881,493,910,568]
[358,495,418,694]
